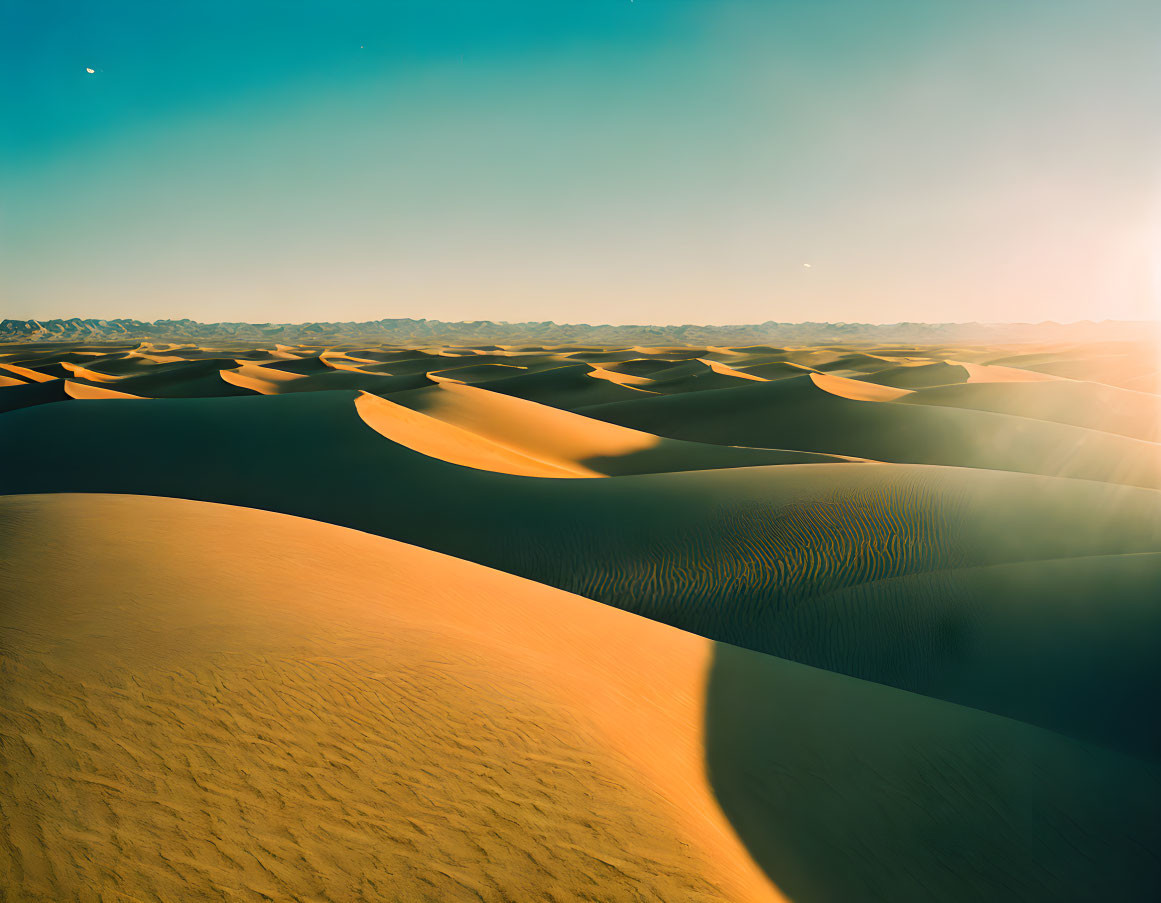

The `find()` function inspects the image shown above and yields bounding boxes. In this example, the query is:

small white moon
[85,67,95,74]
[803,263,812,268]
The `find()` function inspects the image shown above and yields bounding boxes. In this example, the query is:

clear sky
[3,0,1160,325]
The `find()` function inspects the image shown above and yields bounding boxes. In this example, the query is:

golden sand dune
[220,360,306,393]
[0,362,57,383]
[808,370,913,401]
[3,493,1159,902]
[62,380,144,400]
[381,381,855,476]
[57,360,123,383]
[585,364,656,386]
[356,391,586,477]
[0,493,774,902]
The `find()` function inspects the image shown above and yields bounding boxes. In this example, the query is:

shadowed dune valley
[2,333,1161,902]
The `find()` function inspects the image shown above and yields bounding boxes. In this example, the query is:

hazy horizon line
[9,314,1161,329]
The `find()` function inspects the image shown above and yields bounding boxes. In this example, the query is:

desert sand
[2,338,1160,901]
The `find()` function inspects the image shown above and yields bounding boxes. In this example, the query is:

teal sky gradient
[3,1,1160,324]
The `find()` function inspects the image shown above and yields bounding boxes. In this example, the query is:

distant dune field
[2,338,1159,901]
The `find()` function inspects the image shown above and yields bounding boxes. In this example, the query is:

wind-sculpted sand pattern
[1,494,773,903]
[2,338,1160,901]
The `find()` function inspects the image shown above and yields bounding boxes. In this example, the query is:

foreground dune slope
[0,493,774,903]
[3,392,1161,754]
[2,494,1159,902]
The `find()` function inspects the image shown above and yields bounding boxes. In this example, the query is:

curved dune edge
[0,362,57,383]
[0,492,782,903]
[221,362,307,394]
[355,390,591,477]
[362,382,856,476]
[587,364,656,386]
[808,370,913,401]
[63,380,145,400]
[400,381,661,468]
[957,360,1061,383]
[699,357,768,381]
[59,361,124,383]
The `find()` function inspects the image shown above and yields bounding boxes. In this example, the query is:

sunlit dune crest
[586,364,656,385]
[355,390,589,477]
[958,360,1061,383]
[221,361,307,394]
[808,370,914,401]
[62,380,144,400]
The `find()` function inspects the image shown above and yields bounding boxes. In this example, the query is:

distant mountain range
[1,317,1154,346]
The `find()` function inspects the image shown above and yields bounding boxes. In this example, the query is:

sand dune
[428,362,528,382]
[0,379,71,413]
[854,360,971,388]
[733,359,818,379]
[0,362,57,383]
[219,361,307,393]
[62,380,144,400]
[636,359,767,394]
[987,343,1160,392]
[585,364,656,386]
[0,492,775,902]
[3,493,1158,901]
[475,363,658,408]
[958,360,1059,382]
[356,391,587,477]
[903,377,1161,442]
[584,372,1161,488]
[73,358,258,398]
[384,381,855,476]
[808,370,913,401]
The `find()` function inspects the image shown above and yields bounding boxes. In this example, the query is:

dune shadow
[703,642,1161,902]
